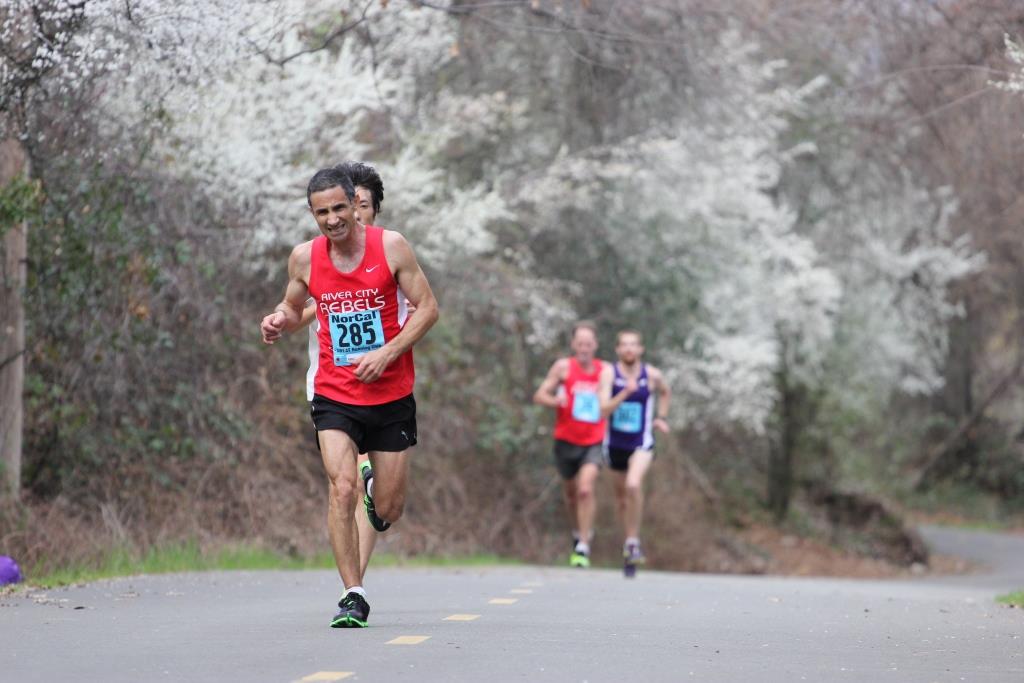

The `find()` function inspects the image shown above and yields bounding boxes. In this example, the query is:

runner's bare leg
[355,474,377,580]
[624,450,653,538]
[318,429,362,589]
[366,450,411,525]
[575,462,600,547]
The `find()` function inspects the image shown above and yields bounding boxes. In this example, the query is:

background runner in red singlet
[533,321,635,568]
[261,167,438,628]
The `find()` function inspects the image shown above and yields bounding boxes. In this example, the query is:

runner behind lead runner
[261,167,438,627]
[598,329,670,577]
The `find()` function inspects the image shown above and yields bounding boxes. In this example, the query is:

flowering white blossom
[995,34,1024,94]
[1,0,279,132]
[508,28,979,434]
[508,31,841,431]
[150,0,522,266]
[815,180,984,405]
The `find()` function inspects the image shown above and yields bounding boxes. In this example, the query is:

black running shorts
[553,439,604,480]
[607,446,655,472]
[311,393,417,454]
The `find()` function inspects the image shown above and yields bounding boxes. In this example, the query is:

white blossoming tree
[493,27,980,518]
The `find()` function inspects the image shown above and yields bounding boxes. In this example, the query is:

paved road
[2,526,1022,682]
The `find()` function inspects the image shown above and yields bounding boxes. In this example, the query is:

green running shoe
[331,591,370,628]
[569,550,590,568]
[360,461,390,532]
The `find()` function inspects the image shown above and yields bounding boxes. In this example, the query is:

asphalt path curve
[2,525,1021,682]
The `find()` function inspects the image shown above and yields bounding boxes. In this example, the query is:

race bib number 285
[329,310,385,366]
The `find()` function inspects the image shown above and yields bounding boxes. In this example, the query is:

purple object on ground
[0,555,23,585]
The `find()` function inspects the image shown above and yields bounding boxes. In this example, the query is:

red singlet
[308,227,414,405]
[553,358,606,446]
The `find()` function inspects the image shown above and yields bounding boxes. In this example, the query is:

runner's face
[309,186,357,241]
[615,333,643,364]
[354,186,376,225]
[571,328,598,362]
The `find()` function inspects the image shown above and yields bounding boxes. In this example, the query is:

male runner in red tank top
[261,168,438,628]
[298,162,390,587]
[533,321,636,567]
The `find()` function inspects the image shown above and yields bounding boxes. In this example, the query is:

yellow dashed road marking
[489,598,518,605]
[387,635,431,645]
[298,672,354,682]
[444,614,481,621]
[509,589,533,594]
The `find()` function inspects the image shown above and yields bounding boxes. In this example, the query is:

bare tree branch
[911,352,1024,492]
[256,0,375,67]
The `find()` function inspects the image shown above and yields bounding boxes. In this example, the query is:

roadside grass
[996,590,1024,608]
[8,542,516,590]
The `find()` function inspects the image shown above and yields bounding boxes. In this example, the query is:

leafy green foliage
[0,175,42,232]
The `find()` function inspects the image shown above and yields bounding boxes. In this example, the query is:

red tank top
[553,358,606,446]
[308,227,414,405]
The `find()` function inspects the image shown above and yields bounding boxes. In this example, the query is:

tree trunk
[0,135,28,498]
[768,354,797,522]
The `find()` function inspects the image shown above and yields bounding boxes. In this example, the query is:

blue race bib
[612,402,643,433]
[571,390,601,424]
[329,309,385,366]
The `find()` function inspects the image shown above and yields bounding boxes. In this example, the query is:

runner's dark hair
[335,162,384,217]
[306,167,355,206]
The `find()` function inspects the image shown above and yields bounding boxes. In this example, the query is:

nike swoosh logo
[365,265,379,273]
